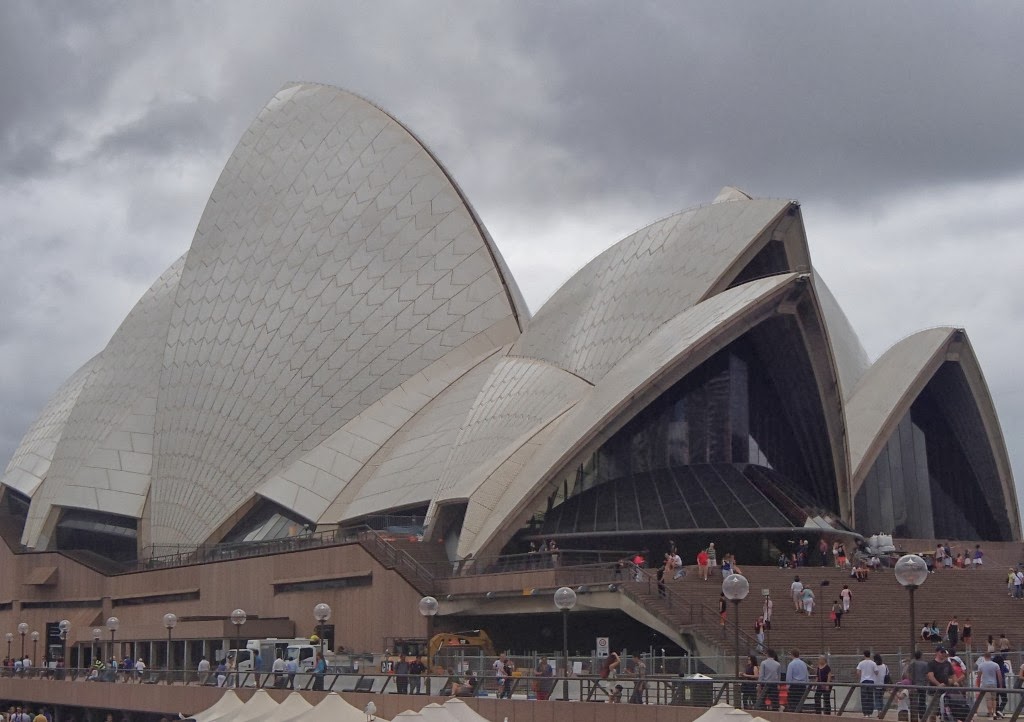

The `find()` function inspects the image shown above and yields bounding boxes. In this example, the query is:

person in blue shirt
[786,650,810,710]
[758,649,782,710]
[311,652,327,691]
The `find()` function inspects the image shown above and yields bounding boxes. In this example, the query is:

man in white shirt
[856,650,878,717]
[791,577,804,612]
[197,656,211,685]
[493,652,512,699]
[672,552,684,579]
[272,652,286,688]
[135,657,146,682]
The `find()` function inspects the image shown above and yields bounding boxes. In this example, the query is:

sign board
[596,636,609,658]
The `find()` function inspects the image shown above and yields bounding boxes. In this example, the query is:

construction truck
[384,630,496,673]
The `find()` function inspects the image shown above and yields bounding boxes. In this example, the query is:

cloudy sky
[2,2,1023,508]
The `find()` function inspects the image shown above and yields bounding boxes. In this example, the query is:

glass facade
[855,362,1012,541]
[539,318,838,538]
[221,497,314,544]
[55,509,138,562]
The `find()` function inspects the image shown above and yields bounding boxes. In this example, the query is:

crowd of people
[740,647,835,714]
[1,657,40,676]
[83,656,148,683]
[736,643,1024,718]
[0,705,51,722]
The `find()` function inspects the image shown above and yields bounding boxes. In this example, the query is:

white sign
[596,636,609,658]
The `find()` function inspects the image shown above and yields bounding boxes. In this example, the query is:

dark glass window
[56,510,137,562]
[113,591,200,607]
[273,574,372,593]
[728,240,790,287]
[221,498,314,544]
[540,318,838,538]
[854,362,1011,541]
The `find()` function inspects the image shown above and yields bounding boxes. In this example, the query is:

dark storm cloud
[481,2,1024,213]
[0,2,146,171]
[1,0,1023,505]
[92,96,230,159]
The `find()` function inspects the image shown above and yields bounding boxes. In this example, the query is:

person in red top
[697,549,710,581]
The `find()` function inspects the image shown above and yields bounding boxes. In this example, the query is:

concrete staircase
[664,564,1024,658]
[388,537,453,577]
[351,530,437,594]
[366,536,1024,667]
[621,575,761,659]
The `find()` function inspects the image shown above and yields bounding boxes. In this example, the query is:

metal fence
[10,663,1024,720]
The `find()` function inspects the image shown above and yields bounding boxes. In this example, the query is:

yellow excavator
[427,630,496,663]
[384,630,496,673]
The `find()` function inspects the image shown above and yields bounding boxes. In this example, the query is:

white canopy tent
[392,712,427,722]
[243,692,312,722]
[418,703,461,722]
[227,690,280,722]
[187,690,244,722]
[723,708,753,722]
[693,702,746,722]
[440,699,490,722]
[305,692,390,722]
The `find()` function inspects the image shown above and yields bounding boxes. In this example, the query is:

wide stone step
[633,564,1024,656]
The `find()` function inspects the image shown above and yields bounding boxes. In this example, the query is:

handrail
[623,563,761,653]
[354,528,435,591]
[422,549,635,578]
[8,665,1022,719]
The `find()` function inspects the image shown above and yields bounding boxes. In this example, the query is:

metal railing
[10,664,1024,719]
[422,549,635,578]
[139,528,350,570]
[353,527,435,591]
[622,563,763,654]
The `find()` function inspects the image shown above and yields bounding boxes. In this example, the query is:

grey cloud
[91,95,230,159]
[2,0,1023,505]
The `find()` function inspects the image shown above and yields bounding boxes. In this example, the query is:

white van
[245,638,309,669]
[285,643,318,673]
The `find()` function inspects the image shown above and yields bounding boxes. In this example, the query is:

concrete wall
[0,539,427,658]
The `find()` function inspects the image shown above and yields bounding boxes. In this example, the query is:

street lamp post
[106,616,120,666]
[92,628,101,668]
[163,613,178,684]
[58,620,71,675]
[554,586,577,701]
[230,609,246,686]
[313,603,331,692]
[17,622,27,659]
[418,596,438,695]
[895,554,929,655]
[313,603,331,656]
[722,573,750,707]
[30,631,39,665]
[818,580,830,654]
